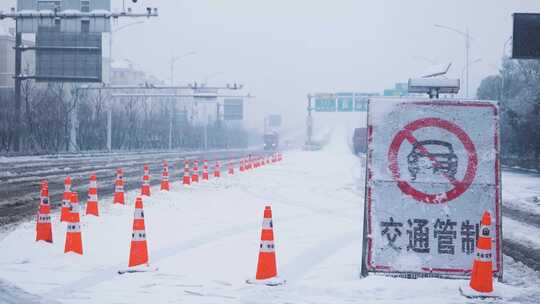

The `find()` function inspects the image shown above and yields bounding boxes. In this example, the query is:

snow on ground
[0,125,539,303]
[502,171,540,216]
[504,218,540,250]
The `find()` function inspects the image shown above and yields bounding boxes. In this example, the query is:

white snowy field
[502,170,540,217]
[0,126,539,303]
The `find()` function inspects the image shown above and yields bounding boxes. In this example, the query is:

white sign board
[363,98,502,279]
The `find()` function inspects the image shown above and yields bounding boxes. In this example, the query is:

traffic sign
[336,93,353,112]
[223,99,243,120]
[362,98,502,279]
[354,95,368,112]
[314,94,336,112]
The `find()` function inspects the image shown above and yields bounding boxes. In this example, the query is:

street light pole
[107,21,144,152]
[434,24,473,98]
[460,58,482,83]
[168,51,195,150]
[170,51,196,86]
[466,27,470,98]
[500,36,512,102]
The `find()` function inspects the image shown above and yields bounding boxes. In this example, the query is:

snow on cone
[161,161,170,191]
[36,181,53,243]
[86,173,99,216]
[183,160,191,186]
[192,160,199,183]
[60,176,72,222]
[247,205,284,286]
[114,168,125,205]
[214,161,221,178]
[202,160,209,181]
[141,164,151,196]
[64,192,83,255]
[459,211,499,299]
[118,196,157,274]
[228,160,234,175]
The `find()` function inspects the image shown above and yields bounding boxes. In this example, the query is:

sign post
[362,98,502,280]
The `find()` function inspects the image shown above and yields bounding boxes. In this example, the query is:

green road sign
[314,98,337,112]
[336,93,353,112]
[384,89,400,96]
[354,96,368,112]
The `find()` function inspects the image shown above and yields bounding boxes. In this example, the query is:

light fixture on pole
[434,24,473,98]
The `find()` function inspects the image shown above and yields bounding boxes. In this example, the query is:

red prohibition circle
[388,117,478,204]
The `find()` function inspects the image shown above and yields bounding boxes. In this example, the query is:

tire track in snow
[281,231,361,283]
[42,202,348,299]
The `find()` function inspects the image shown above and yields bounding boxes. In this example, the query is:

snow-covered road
[0,126,539,303]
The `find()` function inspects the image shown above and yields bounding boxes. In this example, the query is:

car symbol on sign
[407,140,458,181]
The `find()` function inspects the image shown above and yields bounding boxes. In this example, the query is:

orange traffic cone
[459,211,499,298]
[183,160,191,186]
[192,160,199,183]
[247,156,252,170]
[141,164,151,196]
[36,181,53,243]
[214,161,221,178]
[228,161,234,175]
[129,197,149,267]
[161,161,170,191]
[60,176,72,222]
[114,168,125,205]
[240,159,245,172]
[86,173,99,216]
[118,196,157,274]
[247,205,284,286]
[64,192,83,255]
[202,160,209,181]
[68,191,81,223]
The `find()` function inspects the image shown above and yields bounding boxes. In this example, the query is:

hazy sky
[2,1,540,131]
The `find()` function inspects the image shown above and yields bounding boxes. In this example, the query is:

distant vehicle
[264,132,279,150]
[353,128,367,154]
[407,140,458,181]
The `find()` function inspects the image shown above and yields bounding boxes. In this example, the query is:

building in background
[109,59,161,85]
